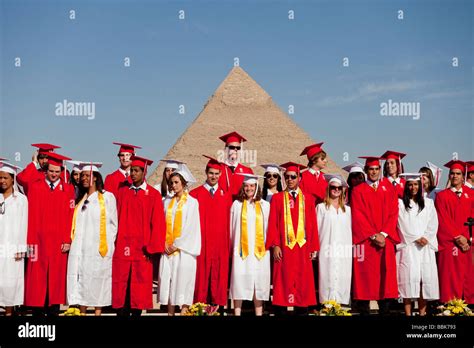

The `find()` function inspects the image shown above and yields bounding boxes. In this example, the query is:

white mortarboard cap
[342,161,365,174]
[399,173,422,181]
[0,161,22,175]
[426,161,442,187]
[79,161,103,173]
[260,163,285,175]
[161,159,185,170]
[175,163,197,185]
[323,173,348,187]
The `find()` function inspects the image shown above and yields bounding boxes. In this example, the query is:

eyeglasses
[284,174,298,180]
[0,202,4,215]
[330,186,342,191]
[227,146,241,151]
[265,174,279,179]
[81,200,90,212]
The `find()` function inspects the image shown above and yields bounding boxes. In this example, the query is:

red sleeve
[26,183,38,246]
[435,192,458,249]
[266,195,280,249]
[17,162,39,195]
[146,192,166,254]
[307,199,319,252]
[383,187,400,244]
[62,184,75,244]
[350,187,377,245]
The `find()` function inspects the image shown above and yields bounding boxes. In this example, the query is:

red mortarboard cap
[280,162,306,173]
[380,150,406,160]
[466,161,474,173]
[300,142,324,160]
[130,156,154,169]
[219,131,247,145]
[359,156,381,167]
[444,160,466,173]
[47,152,71,167]
[31,143,60,154]
[113,142,142,154]
[202,155,222,170]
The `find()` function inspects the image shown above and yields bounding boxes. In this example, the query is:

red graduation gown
[190,185,232,306]
[265,190,319,307]
[17,162,44,196]
[350,181,400,300]
[217,163,253,199]
[435,187,474,303]
[382,177,406,199]
[24,179,74,307]
[299,170,328,205]
[112,184,166,309]
[104,169,132,198]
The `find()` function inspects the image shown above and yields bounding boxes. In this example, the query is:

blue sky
[1,0,472,176]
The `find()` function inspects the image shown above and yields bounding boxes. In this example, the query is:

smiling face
[206,167,220,186]
[226,142,241,162]
[118,152,132,169]
[0,171,14,192]
[46,164,61,183]
[265,172,279,189]
[386,158,398,177]
[243,183,256,199]
[407,180,419,197]
[329,183,342,199]
[366,166,380,182]
[80,171,97,189]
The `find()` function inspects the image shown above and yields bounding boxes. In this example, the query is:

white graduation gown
[159,195,201,306]
[67,191,118,307]
[0,192,28,306]
[229,199,271,301]
[316,203,352,305]
[396,198,439,300]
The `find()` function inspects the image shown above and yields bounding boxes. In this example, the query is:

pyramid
[148,66,344,186]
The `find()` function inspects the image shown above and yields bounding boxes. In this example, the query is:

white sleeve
[173,198,201,257]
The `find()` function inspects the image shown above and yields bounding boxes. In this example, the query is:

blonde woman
[230,174,270,316]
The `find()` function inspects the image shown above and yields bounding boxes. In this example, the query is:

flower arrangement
[61,307,85,316]
[182,302,220,316]
[315,300,352,316]
[437,298,473,316]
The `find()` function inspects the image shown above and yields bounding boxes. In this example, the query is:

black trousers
[116,270,142,317]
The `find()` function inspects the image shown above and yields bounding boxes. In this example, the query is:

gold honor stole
[240,200,266,260]
[71,192,108,257]
[165,192,188,255]
[284,189,306,249]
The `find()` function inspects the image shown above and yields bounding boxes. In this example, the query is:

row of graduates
[0,133,473,316]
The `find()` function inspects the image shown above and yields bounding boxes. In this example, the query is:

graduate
[104,142,141,198]
[190,155,232,308]
[67,162,118,316]
[24,152,75,316]
[342,161,366,204]
[159,164,201,315]
[112,156,166,316]
[299,142,328,206]
[381,150,406,199]
[156,159,182,199]
[316,174,352,305]
[0,161,28,316]
[466,161,474,189]
[396,173,439,316]
[419,161,443,200]
[350,156,400,315]
[265,162,319,315]
[17,143,60,195]
[435,160,474,304]
[68,160,83,201]
[217,131,254,199]
[230,173,271,316]
[261,163,284,203]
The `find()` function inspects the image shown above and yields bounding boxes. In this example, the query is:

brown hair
[169,172,188,189]
[307,150,327,168]
[236,183,262,202]
[418,167,436,193]
[323,184,346,213]
[161,167,170,197]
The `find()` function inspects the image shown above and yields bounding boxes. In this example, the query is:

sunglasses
[0,202,4,215]
[227,145,241,151]
[81,200,90,212]
[330,186,342,191]
[265,174,279,179]
[284,174,298,180]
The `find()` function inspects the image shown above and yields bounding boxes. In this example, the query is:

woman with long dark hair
[396,173,439,316]
[261,163,283,203]
[342,161,366,204]
[67,163,118,316]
